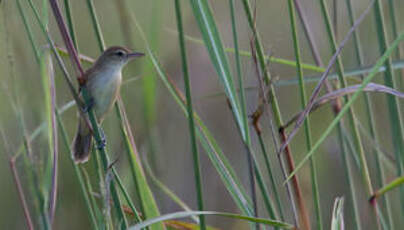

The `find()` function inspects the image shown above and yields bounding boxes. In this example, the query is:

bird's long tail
[72,116,92,163]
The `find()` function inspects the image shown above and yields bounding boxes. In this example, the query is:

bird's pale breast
[87,66,122,121]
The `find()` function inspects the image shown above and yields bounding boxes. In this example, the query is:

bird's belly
[88,73,121,121]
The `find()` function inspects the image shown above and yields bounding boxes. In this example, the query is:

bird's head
[96,46,144,69]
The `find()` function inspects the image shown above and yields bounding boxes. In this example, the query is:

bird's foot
[82,98,95,113]
[96,128,107,150]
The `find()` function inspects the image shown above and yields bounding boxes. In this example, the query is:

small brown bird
[72,46,144,163]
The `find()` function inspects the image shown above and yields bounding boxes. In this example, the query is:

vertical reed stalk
[174,1,206,229]
[287,1,320,229]
[315,1,381,225]
[240,0,310,228]
[55,111,99,230]
[228,1,260,223]
[373,0,404,226]
[345,0,391,228]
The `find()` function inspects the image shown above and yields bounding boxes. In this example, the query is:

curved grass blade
[285,30,404,182]
[115,100,165,230]
[167,29,325,73]
[40,50,58,224]
[330,197,345,230]
[143,156,198,223]
[129,211,294,230]
[188,0,245,139]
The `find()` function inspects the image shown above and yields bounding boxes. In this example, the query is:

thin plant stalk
[387,0,404,90]
[112,167,143,223]
[85,0,105,49]
[15,0,40,62]
[63,0,78,50]
[20,112,50,230]
[290,2,359,230]
[115,101,164,229]
[1,7,34,229]
[387,0,402,62]
[41,51,58,225]
[14,1,56,228]
[256,132,284,220]
[142,157,198,223]
[9,156,35,230]
[338,121,361,230]
[174,0,206,229]
[287,1,321,229]
[240,0,308,228]
[345,0,389,228]
[55,111,99,230]
[228,0,261,224]
[316,2,378,225]
[373,0,404,219]
[229,0,266,225]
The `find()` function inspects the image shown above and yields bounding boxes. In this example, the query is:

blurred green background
[1,0,404,229]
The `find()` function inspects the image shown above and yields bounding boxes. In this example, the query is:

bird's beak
[127,52,145,58]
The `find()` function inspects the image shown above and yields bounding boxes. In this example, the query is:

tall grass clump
[1,0,404,230]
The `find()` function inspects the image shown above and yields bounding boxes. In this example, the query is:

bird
[72,46,144,163]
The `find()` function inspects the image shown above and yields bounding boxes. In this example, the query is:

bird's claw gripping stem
[82,98,95,113]
[96,128,107,150]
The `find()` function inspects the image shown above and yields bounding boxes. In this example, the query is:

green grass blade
[55,111,99,230]
[318,0,374,198]
[129,211,294,230]
[170,30,326,73]
[115,102,165,230]
[85,0,105,51]
[373,1,404,224]
[63,0,78,50]
[240,0,307,227]
[188,0,245,139]
[143,157,198,223]
[174,1,206,229]
[345,0,387,228]
[330,197,345,230]
[227,2,264,224]
[287,1,322,229]
[40,50,59,224]
[373,0,404,209]
[15,0,40,63]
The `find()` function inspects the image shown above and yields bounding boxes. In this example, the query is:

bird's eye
[115,51,125,57]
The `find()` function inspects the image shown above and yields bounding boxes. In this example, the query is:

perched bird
[72,46,144,163]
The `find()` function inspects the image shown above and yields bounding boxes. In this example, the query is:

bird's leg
[82,97,95,113]
[96,127,107,150]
